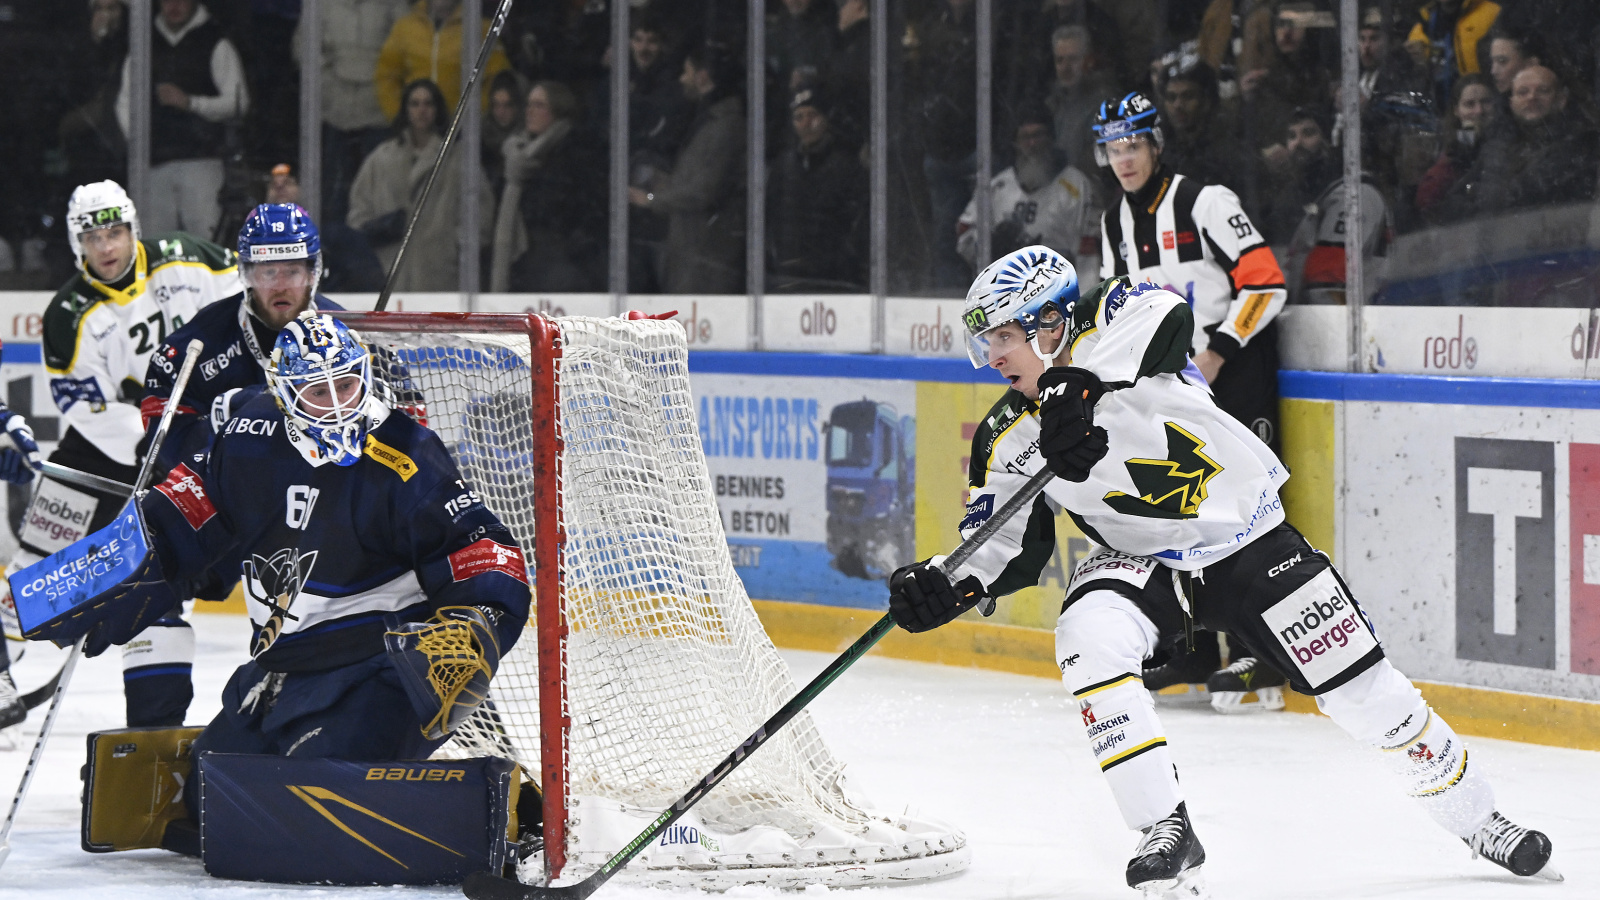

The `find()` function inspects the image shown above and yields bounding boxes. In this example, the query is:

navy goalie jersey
[141,391,531,672]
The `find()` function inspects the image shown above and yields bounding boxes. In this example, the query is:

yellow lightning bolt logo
[1102,423,1223,519]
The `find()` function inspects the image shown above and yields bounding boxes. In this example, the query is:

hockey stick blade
[20,662,65,712]
[460,466,1057,900]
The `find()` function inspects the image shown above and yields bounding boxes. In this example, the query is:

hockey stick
[462,465,1059,900]
[39,461,134,499]
[19,665,64,712]
[374,0,514,313]
[0,339,204,872]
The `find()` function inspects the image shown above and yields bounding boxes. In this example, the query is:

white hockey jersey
[1099,170,1287,359]
[950,277,1289,595]
[43,234,243,465]
[958,163,1100,271]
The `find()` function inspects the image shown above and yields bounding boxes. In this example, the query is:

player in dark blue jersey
[142,203,345,477]
[0,358,44,731]
[88,312,529,849]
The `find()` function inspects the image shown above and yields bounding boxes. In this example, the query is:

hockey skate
[0,668,24,739]
[1145,641,1219,707]
[1205,657,1285,714]
[1464,811,1562,881]
[1127,802,1207,899]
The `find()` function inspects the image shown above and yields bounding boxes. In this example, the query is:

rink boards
[0,292,1596,750]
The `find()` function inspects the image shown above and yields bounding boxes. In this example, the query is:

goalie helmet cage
[334,311,968,890]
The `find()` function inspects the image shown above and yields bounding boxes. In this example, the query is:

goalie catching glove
[889,559,989,633]
[1037,367,1109,482]
[385,605,503,740]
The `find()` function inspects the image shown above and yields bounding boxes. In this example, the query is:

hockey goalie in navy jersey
[72,312,530,851]
[888,246,1559,898]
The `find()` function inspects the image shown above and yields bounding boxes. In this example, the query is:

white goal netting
[354,314,967,889]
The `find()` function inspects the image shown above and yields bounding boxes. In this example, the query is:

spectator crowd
[3,0,1600,303]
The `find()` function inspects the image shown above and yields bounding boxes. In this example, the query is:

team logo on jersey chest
[1102,423,1222,519]
[244,548,319,657]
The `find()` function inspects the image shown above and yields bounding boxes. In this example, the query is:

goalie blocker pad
[199,753,522,885]
[7,501,184,648]
[82,726,205,852]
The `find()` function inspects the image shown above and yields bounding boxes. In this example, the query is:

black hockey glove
[359,208,409,245]
[888,559,988,633]
[1037,367,1110,483]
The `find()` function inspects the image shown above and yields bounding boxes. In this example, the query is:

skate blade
[1152,684,1212,707]
[1529,861,1563,882]
[1139,865,1208,899]
[1209,686,1285,714]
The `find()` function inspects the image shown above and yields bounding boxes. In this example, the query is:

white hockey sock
[121,615,196,673]
[1316,660,1494,837]
[1058,590,1182,830]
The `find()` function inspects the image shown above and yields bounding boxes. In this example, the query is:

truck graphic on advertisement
[824,400,915,579]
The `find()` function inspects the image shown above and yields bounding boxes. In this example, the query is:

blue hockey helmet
[1092,91,1164,166]
[960,246,1080,368]
[238,203,322,296]
[269,313,375,466]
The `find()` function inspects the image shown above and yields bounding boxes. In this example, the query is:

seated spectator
[1486,27,1541,98]
[910,0,980,289]
[1466,64,1599,212]
[490,81,604,293]
[1405,0,1501,107]
[1415,73,1496,221]
[1005,0,1125,114]
[1271,110,1391,304]
[374,0,510,122]
[59,0,129,189]
[627,43,747,294]
[1258,106,1336,242]
[957,108,1097,271]
[115,0,249,237]
[265,163,385,291]
[1494,0,1598,101]
[1358,5,1428,100]
[1159,61,1253,198]
[1241,1,1335,155]
[767,87,867,292]
[347,78,493,291]
[483,69,528,194]
[1044,25,1117,172]
[294,0,410,225]
[621,16,694,161]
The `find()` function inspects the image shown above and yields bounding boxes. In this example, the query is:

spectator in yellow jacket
[374,0,510,121]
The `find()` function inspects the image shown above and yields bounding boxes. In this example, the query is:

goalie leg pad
[1317,659,1494,837]
[1057,589,1182,831]
[81,725,205,852]
[199,753,522,885]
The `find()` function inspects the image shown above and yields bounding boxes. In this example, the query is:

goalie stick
[461,464,1059,900]
[373,0,514,313]
[0,339,205,872]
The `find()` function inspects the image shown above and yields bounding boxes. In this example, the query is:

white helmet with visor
[960,246,1081,368]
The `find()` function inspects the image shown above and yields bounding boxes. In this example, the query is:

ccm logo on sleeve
[155,463,217,529]
[448,539,528,584]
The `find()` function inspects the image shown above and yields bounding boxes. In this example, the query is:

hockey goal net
[334,311,967,889]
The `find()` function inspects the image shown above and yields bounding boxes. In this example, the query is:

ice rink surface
[1,613,1593,899]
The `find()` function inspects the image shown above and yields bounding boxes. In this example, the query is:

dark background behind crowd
[2,0,1598,304]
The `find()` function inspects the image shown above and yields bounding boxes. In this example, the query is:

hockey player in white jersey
[1,181,243,730]
[888,246,1558,897]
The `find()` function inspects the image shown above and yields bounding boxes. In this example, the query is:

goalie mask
[67,180,140,282]
[269,313,384,466]
[961,245,1080,368]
